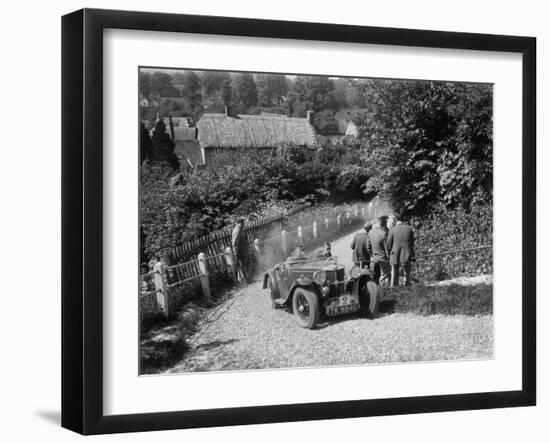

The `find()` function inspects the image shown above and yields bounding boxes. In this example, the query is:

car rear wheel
[292,288,319,329]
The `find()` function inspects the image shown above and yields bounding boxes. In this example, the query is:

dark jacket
[231,224,249,260]
[350,231,370,264]
[386,223,415,265]
[367,226,389,262]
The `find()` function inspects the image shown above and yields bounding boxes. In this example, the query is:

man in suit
[231,218,249,282]
[350,222,372,268]
[386,215,415,286]
[367,216,390,285]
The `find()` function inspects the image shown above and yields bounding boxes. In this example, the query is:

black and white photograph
[138,68,494,375]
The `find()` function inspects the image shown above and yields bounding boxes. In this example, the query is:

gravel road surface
[167,230,493,373]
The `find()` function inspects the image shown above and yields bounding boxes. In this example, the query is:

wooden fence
[140,203,368,318]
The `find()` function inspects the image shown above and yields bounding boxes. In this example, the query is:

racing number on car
[342,296,347,304]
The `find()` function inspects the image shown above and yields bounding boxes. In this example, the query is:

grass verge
[379,282,493,316]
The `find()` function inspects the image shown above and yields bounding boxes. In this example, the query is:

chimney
[306,110,314,123]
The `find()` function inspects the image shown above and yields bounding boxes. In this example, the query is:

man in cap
[351,222,372,269]
[367,215,390,285]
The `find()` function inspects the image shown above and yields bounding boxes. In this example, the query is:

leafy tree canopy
[232,73,258,109]
[256,74,289,107]
[355,79,493,216]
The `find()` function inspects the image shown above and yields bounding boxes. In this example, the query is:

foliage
[356,79,493,216]
[232,73,258,109]
[140,142,371,260]
[312,109,338,134]
[221,79,232,106]
[147,71,180,96]
[256,74,289,107]
[139,71,151,97]
[150,119,179,170]
[179,71,203,119]
[411,203,493,281]
[285,75,337,117]
[140,122,153,163]
[200,71,231,97]
[382,282,493,316]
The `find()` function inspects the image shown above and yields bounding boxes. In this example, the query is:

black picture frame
[61,8,536,435]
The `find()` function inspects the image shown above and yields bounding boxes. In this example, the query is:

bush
[411,203,493,280]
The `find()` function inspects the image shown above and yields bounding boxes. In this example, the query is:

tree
[355,79,493,216]
[200,71,231,98]
[285,76,336,117]
[221,79,233,107]
[256,74,289,107]
[140,122,154,163]
[149,71,179,96]
[180,71,203,118]
[232,73,258,109]
[331,78,349,109]
[150,118,180,170]
[139,71,152,97]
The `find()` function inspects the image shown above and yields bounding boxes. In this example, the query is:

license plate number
[327,304,359,316]
[326,294,359,316]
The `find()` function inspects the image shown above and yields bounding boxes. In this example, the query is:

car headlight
[313,270,326,285]
[349,265,361,279]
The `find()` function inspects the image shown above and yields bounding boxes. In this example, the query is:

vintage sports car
[262,256,381,329]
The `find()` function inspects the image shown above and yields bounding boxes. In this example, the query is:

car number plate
[326,294,359,316]
[327,303,359,316]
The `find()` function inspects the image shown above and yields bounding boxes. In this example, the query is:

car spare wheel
[292,288,319,329]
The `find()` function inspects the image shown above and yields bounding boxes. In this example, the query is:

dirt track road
[166,230,493,373]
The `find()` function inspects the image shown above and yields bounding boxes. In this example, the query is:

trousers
[390,262,412,287]
[371,261,390,286]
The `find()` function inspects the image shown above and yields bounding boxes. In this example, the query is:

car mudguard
[263,269,281,295]
[285,279,318,306]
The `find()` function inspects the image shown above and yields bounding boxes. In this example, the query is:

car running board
[273,298,286,306]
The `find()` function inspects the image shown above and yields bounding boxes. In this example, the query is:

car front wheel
[365,281,381,316]
[292,288,319,329]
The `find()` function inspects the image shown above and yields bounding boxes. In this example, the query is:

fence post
[346,212,351,224]
[197,252,211,302]
[281,230,288,256]
[298,226,303,244]
[325,217,329,230]
[224,247,237,281]
[336,214,342,230]
[312,221,318,239]
[153,261,169,318]
[354,208,359,218]
[361,206,366,217]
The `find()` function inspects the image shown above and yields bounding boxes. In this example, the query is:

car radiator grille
[325,269,346,297]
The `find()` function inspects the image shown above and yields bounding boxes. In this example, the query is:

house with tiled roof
[196,109,319,165]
